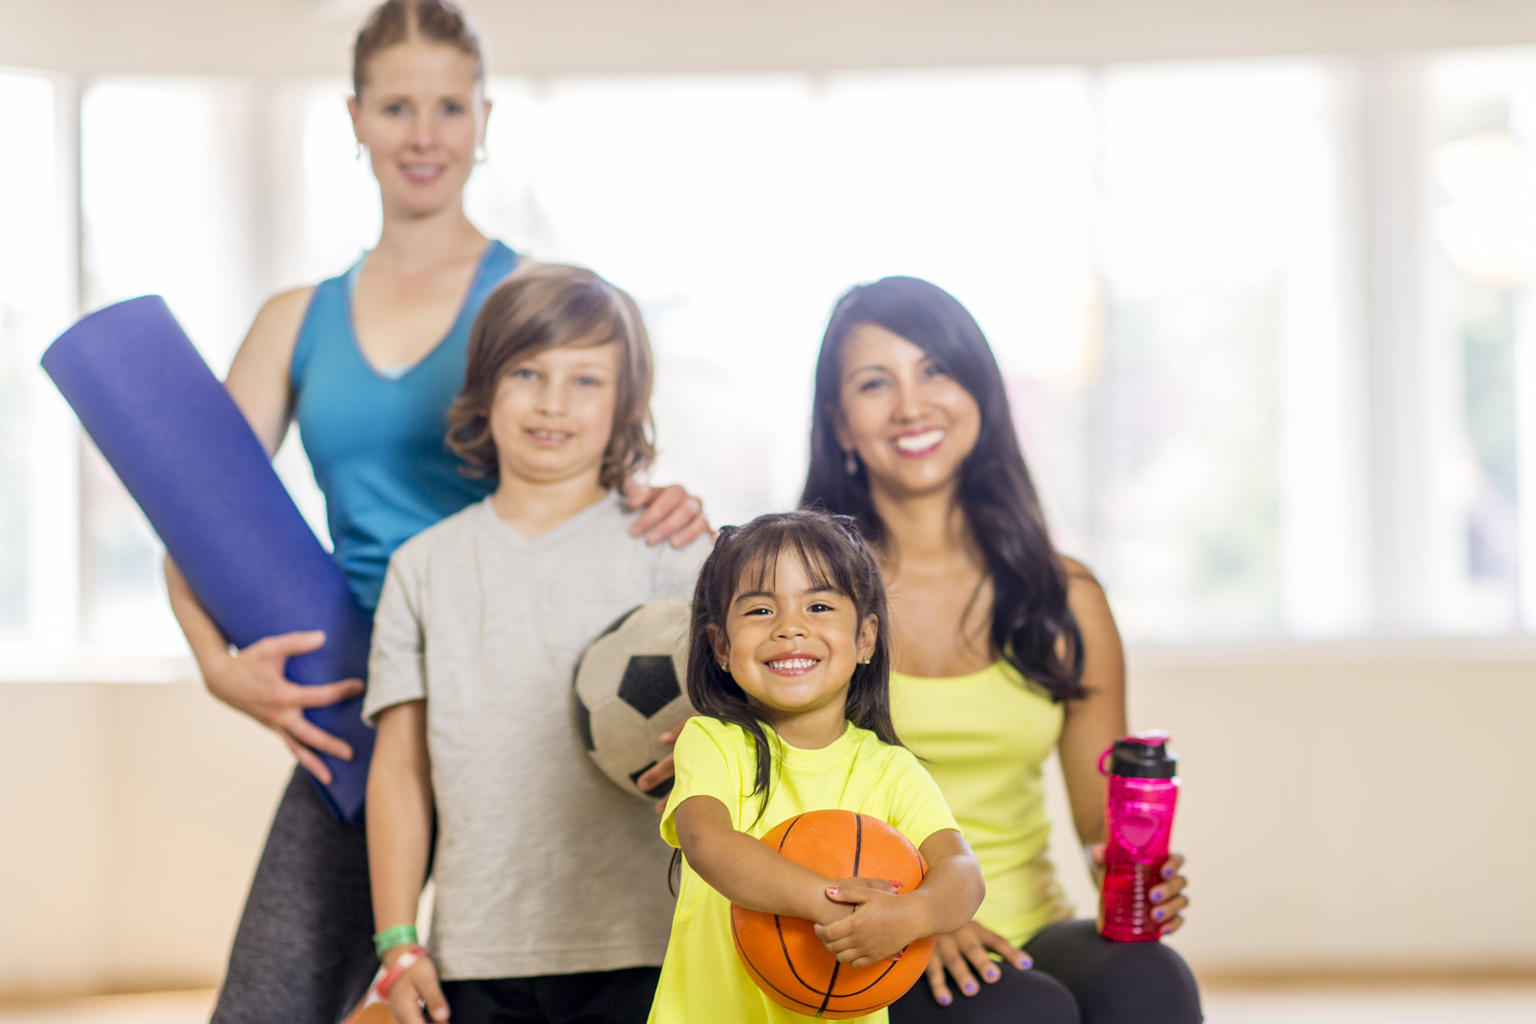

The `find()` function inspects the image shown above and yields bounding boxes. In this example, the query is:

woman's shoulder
[253,285,317,337]
[1057,554,1100,588]
[1058,554,1113,620]
[237,285,318,368]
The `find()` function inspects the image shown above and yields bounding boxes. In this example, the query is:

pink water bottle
[1097,730,1179,942]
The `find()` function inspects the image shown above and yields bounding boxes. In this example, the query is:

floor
[1,985,1534,1023]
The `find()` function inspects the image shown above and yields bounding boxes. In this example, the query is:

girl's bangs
[730,529,853,603]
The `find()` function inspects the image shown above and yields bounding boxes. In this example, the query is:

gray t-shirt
[364,494,709,980]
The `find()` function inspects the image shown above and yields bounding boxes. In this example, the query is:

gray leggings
[211,767,377,1024]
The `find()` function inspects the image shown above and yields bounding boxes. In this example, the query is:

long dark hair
[800,276,1085,702]
[686,509,900,816]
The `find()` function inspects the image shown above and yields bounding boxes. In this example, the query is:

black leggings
[210,767,376,1024]
[441,967,661,1024]
[889,919,1203,1024]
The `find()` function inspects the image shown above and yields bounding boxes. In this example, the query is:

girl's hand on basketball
[1148,850,1189,935]
[924,921,1032,1006]
[624,483,713,547]
[386,952,450,1024]
[814,884,921,967]
[205,630,364,785]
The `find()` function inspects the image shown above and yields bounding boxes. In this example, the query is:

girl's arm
[1057,559,1189,932]
[163,287,367,779]
[815,829,984,969]
[673,795,851,924]
[367,699,450,1024]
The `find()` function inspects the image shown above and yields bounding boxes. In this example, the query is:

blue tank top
[291,240,520,610]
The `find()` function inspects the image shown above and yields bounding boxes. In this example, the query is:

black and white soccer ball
[573,596,694,800]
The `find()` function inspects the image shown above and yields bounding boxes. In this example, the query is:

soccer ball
[573,596,694,800]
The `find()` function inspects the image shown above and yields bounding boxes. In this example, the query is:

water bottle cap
[1107,731,1177,778]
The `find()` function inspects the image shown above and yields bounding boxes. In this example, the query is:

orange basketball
[730,809,934,1019]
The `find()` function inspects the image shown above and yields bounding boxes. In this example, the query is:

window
[5,53,1533,674]
[1091,61,1360,640]
[78,77,264,653]
[1427,50,1536,632]
[0,69,74,655]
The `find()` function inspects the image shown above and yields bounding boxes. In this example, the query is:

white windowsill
[2,633,1535,685]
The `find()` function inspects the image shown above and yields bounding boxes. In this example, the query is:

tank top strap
[290,256,362,383]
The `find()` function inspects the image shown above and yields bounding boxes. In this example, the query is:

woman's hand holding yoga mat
[166,556,363,784]
[211,631,363,783]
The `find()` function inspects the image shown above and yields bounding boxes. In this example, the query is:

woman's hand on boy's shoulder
[624,483,712,547]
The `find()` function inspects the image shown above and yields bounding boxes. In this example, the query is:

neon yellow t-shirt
[890,661,1073,947]
[648,716,960,1024]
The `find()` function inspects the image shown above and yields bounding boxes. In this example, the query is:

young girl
[648,510,986,1024]
[363,263,709,1024]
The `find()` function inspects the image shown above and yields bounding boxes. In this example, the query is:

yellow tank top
[889,660,1074,946]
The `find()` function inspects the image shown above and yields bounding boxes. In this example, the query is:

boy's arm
[814,829,985,968]
[673,795,851,926]
[367,700,450,1023]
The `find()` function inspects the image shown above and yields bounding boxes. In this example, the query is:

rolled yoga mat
[42,295,374,822]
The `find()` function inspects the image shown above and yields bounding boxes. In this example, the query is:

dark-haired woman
[801,277,1202,1024]
[162,4,706,1023]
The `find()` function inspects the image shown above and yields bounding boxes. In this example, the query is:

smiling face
[487,339,621,490]
[713,551,878,746]
[348,38,487,220]
[833,322,982,503]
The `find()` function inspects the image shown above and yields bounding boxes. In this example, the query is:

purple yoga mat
[42,295,374,822]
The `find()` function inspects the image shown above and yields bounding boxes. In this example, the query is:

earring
[843,449,858,476]
[474,144,488,164]
[860,657,871,665]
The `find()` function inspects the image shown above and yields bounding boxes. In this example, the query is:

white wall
[6,0,1536,79]
[2,643,1531,997]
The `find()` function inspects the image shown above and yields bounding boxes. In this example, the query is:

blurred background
[1,0,1534,1019]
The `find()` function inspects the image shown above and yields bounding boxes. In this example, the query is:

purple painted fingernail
[938,994,952,1007]
[1020,956,1033,969]
[1153,908,1166,920]
[1163,866,1175,879]
[963,982,977,995]
[984,968,999,982]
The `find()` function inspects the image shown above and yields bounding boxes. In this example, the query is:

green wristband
[373,923,419,957]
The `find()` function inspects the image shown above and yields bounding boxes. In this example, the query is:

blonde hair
[353,0,483,95]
